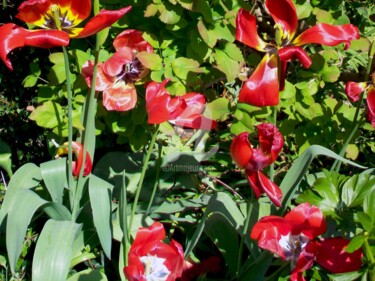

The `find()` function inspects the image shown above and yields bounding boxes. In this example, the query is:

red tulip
[0,0,132,70]
[230,123,284,206]
[345,81,375,128]
[82,30,153,112]
[56,141,92,177]
[124,222,184,281]
[145,80,217,130]
[251,203,362,281]
[236,0,359,106]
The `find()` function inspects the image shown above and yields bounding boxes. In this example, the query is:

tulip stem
[61,46,74,197]
[146,142,162,215]
[269,106,278,181]
[331,39,375,173]
[128,126,159,232]
[236,197,255,278]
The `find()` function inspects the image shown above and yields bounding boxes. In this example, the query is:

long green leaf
[40,158,67,203]
[66,268,108,281]
[6,189,47,274]
[42,202,72,221]
[0,139,12,177]
[89,174,113,259]
[32,219,82,281]
[0,163,42,230]
[278,145,367,214]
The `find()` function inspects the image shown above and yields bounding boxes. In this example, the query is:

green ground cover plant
[0,0,375,280]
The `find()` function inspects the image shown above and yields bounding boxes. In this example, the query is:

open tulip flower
[82,29,153,111]
[236,0,359,107]
[230,123,284,206]
[251,203,363,281]
[55,141,92,177]
[345,81,375,128]
[0,0,132,70]
[145,79,217,130]
[124,221,184,281]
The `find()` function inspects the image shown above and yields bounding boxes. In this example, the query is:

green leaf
[238,251,273,281]
[345,235,366,253]
[158,2,182,24]
[204,212,239,277]
[327,271,362,281]
[136,52,163,70]
[88,174,113,259]
[40,158,67,203]
[197,20,217,48]
[341,171,375,207]
[214,42,244,82]
[279,145,367,214]
[42,202,72,221]
[0,139,12,177]
[22,62,41,88]
[364,187,375,227]
[66,269,108,281]
[0,163,42,230]
[171,57,203,80]
[29,101,64,129]
[154,195,210,214]
[205,98,231,121]
[6,189,47,274]
[32,219,82,281]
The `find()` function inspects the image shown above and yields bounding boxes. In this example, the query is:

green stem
[236,198,254,278]
[146,142,162,215]
[120,171,130,266]
[364,238,375,281]
[61,46,74,195]
[269,106,278,182]
[128,126,159,231]
[332,39,375,173]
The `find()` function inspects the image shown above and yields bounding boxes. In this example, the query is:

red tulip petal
[256,171,282,207]
[239,54,279,107]
[124,253,145,281]
[247,172,262,199]
[278,46,312,69]
[316,238,363,273]
[294,24,360,49]
[292,241,318,277]
[290,272,306,281]
[102,48,133,77]
[61,0,92,23]
[131,222,166,250]
[285,203,326,239]
[257,123,284,163]
[81,61,114,91]
[250,216,292,258]
[16,0,51,26]
[114,29,154,53]
[265,0,298,39]
[366,87,375,128]
[236,8,267,51]
[70,141,92,177]
[145,81,172,124]
[75,6,132,38]
[0,23,69,70]
[230,132,253,169]
[345,81,367,103]
[102,81,137,111]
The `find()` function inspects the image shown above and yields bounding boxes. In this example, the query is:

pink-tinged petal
[290,272,306,281]
[124,253,145,281]
[82,61,114,91]
[247,172,262,199]
[114,29,154,53]
[366,87,375,128]
[345,81,367,103]
[256,171,282,207]
[235,8,267,51]
[239,54,279,107]
[278,46,312,69]
[145,80,170,103]
[265,0,298,39]
[172,115,217,130]
[257,123,284,163]
[102,81,137,112]
[16,0,51,25]
[75,6,132,38]
[0,23,70,71]
[102,48,133,77]
[294,23,360,49]
[316,238,363,273]
[230,132,253,169]
[285,203,326,239]
[256,226,287,258]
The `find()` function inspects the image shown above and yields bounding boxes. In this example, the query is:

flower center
[43,5,74,30]
[279,233,309,269]
[139,255,170,281]
[118,57,144,83]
